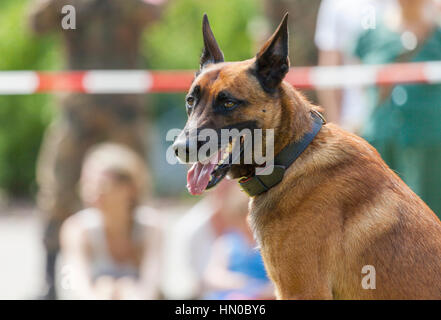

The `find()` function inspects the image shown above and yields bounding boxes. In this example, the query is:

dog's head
[173,13,290,195]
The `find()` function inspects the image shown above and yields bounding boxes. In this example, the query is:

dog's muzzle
[172,129,217,164]
[174,121,258,194]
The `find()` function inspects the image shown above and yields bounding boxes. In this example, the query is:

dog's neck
[273,82,314,156]
[229,82,314,180]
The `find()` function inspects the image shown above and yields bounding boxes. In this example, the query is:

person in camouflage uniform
[29,0,163,299]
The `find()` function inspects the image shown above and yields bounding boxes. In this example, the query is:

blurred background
[0,0,440,299]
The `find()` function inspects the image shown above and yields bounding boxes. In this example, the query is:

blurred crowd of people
[22,0,441,300]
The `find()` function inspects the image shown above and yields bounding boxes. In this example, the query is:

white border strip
[82,71,153,94]
[310,65,379,89]
[0,71,39,94]
[423,62,441,84]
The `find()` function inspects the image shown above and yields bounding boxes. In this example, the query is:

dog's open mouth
[186,138,242,195]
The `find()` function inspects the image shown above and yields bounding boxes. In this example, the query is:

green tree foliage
[0,0,60,197]
[144,0,262,70]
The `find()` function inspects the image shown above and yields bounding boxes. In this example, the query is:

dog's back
[251,119,441,299]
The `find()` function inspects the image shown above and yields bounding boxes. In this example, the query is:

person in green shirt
[355,0,441,217]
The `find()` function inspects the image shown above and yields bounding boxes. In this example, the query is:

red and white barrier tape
[0,61,440,94]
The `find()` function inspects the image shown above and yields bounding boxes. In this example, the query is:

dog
[172,13,441,299]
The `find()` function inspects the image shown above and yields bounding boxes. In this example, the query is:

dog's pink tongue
[187,161,218,195]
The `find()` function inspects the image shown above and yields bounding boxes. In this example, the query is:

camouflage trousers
[37,94,149,253]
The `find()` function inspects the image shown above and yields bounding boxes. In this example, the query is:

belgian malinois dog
[172,14,441,299]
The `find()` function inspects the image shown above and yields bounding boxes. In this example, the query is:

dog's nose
[173,132,195,163]
[173,129,216,163]
[173,139,190,158]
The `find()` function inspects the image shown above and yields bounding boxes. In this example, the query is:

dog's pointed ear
[253,13,290,93]
[200,14,224,69]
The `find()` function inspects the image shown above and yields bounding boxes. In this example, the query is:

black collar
[238,110,325,197]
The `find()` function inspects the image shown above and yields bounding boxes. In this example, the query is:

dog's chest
[248,195,303,290]
[248,193,286,246]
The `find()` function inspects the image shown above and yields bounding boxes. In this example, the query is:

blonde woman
[60,143,162,299]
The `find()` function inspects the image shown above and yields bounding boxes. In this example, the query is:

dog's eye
[224,101,235,108]
[186,97,195,107]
